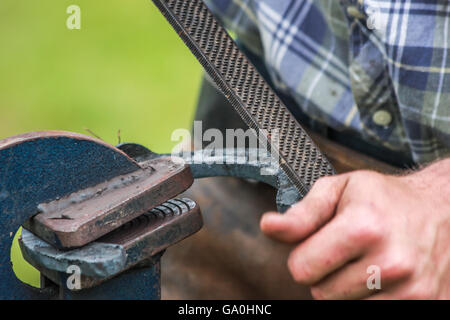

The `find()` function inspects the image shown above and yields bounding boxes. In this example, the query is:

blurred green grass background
[1,0,202,288]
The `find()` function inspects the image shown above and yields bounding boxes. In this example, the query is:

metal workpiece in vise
[118,143,302,213]
[0,131,300,300]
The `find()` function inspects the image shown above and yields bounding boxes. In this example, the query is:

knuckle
[310,177,333,196]
[402,285,433,300]
[313,176,334,189]
[347,213,384,245]
[381,254,415,281]
[310,286,326,300]
[311,175,345,196]
[287,253,314,285]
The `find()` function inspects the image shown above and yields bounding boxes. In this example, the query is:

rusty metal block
[20,198,202,290]
[23,157,193,249]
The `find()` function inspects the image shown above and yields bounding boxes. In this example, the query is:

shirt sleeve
[366,0,450,161]
[203,0,264,56]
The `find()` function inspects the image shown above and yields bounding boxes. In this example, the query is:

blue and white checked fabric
[204,0,450,164]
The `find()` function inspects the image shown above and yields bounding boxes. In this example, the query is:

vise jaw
[0,131,202,299]
[19,198,202,292]
[0,130,302,299]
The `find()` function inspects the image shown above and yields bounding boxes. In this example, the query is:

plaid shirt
[204,0,450,164]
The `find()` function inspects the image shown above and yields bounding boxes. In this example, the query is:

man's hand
[260,159,450,299]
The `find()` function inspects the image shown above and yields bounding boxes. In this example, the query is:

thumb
[260,174,349,243]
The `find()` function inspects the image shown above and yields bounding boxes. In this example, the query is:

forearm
[408,158,450,298]
[404,157,450,219]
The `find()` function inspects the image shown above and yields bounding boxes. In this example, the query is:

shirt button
[347,6,365,19]
[372,110,393,127]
